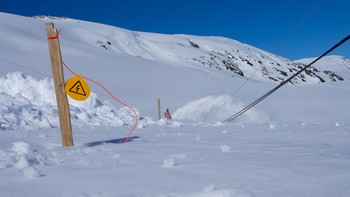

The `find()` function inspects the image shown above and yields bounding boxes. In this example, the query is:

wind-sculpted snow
[0,72,139,130]
[0,142,43,178]
[173,95,268,123]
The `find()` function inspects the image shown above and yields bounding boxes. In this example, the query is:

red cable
[48,29,138,143]
[62,62,139,143]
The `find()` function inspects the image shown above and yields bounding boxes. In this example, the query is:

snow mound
[162,153,187,168]
[163,158,176,168]
[172,95,266,122]
[0,142,43,178]
[0,72,139,130]
[220,145,232,153]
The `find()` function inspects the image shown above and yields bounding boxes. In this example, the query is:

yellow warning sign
[65,75,90,101]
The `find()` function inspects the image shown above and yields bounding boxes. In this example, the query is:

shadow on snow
[84,136,141,147]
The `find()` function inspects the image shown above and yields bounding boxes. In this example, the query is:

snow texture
[173,95,265,123]
[1,12,350,197]
[0,72,140,130]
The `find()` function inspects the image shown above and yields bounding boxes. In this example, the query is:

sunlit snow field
[1,12,350,196]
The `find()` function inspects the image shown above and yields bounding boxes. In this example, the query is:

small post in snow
[158,98,161,121]
[46,22,74,147]
[165,108,172,120]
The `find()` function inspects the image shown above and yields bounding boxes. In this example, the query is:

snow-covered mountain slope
[1,12,350,126]
[29,15,350,85]
[1,12,345,85]
[297,55,350,81]
[89,30,350,84]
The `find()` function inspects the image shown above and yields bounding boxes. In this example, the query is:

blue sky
[1,0,349,59]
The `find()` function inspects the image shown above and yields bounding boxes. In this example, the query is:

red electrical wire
[62,62,139,143]
[47,29,138,143]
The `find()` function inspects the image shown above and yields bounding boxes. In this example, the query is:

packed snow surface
[1,12,350,196]
[1,124,350,196]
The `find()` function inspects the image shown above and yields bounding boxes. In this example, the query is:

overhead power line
[0,56,51,78]
[217,0,323,114]
[224,35,350,123]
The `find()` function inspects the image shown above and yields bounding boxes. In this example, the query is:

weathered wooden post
[158,98,161,121]
[46,22,74,147]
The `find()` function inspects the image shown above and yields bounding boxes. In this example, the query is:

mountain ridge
[24,13,350,85]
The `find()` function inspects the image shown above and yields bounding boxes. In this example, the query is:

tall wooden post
[46,23,74,147]
[157,98,161,121]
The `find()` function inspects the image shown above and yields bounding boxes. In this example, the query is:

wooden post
[157,98,161,120]
[46,23,74,147]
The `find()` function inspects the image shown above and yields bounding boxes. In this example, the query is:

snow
[172,95,266,123]
[220,145,232,153]
[1,12,350,196]
[0,72,142,130]
[1,124,350,196]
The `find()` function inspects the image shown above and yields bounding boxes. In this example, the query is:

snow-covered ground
[1,12,350,196]
[1,123,350,196]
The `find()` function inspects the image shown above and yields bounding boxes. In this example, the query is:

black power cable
[224,35,350,123]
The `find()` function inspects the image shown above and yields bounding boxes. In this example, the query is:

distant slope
[91,30,350,84]
[297,55,350,82]
[30,14,350,85]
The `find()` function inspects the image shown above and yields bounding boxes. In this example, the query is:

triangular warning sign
[65,75,90,101]
[69,80,86,96]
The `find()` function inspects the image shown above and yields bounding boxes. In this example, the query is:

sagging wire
[216,0,323,116]
[224,35,350,123]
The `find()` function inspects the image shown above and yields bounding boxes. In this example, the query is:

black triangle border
[69,80,87,96]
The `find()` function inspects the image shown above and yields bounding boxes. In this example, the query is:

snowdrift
[173,95,267,123]
[0,72,138,130]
